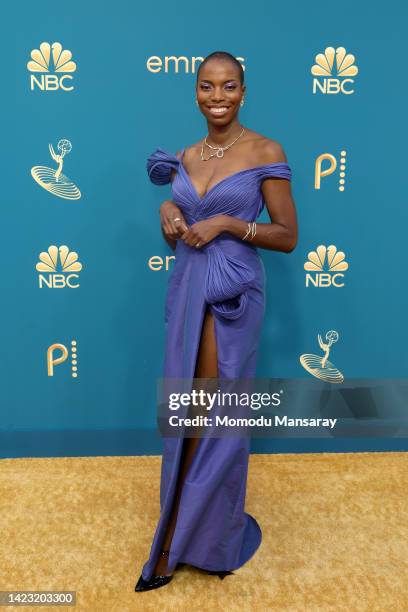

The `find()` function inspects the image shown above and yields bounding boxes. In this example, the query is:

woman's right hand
[159,200,189,240]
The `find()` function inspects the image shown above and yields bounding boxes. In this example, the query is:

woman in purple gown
[135,51,298,592]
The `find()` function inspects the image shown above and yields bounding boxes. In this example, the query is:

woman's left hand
[180,215,227,248]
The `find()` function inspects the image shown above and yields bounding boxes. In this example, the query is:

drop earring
[195,98,199,106]
[240,98,245,107]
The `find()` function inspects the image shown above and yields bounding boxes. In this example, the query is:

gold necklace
[200,127,245,161]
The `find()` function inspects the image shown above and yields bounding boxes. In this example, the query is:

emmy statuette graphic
[31,139,81,200]
[300,330,344,383]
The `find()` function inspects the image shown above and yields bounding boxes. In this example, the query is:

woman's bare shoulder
[244,129,287,164]
[175,140,203,162]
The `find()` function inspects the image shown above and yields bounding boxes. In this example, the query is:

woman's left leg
[152,305,218,575]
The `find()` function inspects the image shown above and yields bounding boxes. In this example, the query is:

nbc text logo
[311,47,358,95]
[304,245,349,287]
[315,150,348,191]
[27,42,77,91]
[36,245,83,288]
[47,340,78,377]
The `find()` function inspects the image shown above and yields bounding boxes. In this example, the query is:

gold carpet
[0,452,407,612]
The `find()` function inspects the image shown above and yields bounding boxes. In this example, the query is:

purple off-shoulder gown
[141,147,292,580]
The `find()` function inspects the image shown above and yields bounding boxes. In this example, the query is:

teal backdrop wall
[2,0,407,457]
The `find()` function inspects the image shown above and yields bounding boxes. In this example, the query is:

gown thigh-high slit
[141,146,292,582]
[153,305,218,574]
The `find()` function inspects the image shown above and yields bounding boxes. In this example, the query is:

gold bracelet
[242,222,251,240]
[249,222,257,240]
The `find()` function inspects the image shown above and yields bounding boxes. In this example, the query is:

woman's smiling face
[196,58,245,125]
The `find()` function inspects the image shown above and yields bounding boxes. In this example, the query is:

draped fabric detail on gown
[257,163,292,182]
[204,244,256,320]
[141,146,292,581]
[146,147,181,185]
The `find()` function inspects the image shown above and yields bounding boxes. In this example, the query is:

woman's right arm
[159,149,189,250]
[159,199,188,251]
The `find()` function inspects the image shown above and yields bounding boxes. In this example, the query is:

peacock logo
[36,245,83,289]
[31,139,81,200]
[304,245,349,287]
[300,330,344,383]
[27,42,77,91]
[311,47,358,95]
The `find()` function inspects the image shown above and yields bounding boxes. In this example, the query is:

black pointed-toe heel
[206,569,235,580]
[135,549,173,592]
[135,572,173,592]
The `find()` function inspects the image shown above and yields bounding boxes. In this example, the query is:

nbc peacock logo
[36,245,83,289]
[300,330,344,383]
[31,139,81,200]
[311,47,358,95]
[304,245,349,287]
[27,41,77,91]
